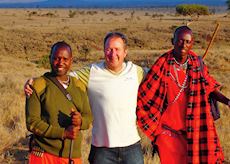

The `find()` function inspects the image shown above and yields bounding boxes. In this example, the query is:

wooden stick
[202,23,220,59]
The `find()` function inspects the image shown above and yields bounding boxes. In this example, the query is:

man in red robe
[137,26,230,163]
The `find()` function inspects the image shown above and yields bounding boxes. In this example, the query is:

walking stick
[69,139,74,164]
[202,23,220,59]
[69,110,75,164]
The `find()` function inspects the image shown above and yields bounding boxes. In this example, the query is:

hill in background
[0,0,227,8]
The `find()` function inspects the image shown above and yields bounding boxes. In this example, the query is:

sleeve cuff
[50,126,65,139]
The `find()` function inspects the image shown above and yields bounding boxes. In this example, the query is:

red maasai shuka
[29,152,82,164]
[136,50,224,163]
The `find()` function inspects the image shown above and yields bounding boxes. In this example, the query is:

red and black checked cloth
[137,50,224,163]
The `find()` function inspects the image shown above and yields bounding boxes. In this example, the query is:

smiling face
[104,36,127,72]
[172,27,194,60]
[50,46,72,80]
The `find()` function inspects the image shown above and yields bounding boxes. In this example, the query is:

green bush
[68,10,77,18]
[176,4,209,16]
[35,55,50,69]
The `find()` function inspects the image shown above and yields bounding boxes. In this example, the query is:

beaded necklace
[170,65,188,89]
[168,59,189,105]
[58,76,70,86]
[173,57,188,70]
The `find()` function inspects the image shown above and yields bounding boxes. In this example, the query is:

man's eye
[178,40,191,44]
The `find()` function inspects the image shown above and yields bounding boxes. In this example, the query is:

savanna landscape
[0,7,229,163]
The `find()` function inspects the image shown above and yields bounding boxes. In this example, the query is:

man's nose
[180,41,187,47]
[108,49,116,57]
[57,58,64,64]
[182,42,186,47]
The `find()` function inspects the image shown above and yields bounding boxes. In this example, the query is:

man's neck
[104,62,126,75]
[55,75,69,82]
[173,52,188,64]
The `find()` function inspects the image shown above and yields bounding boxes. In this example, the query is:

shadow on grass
[2,137,29,163]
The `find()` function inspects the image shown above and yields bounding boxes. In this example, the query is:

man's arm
[69,66,91,87]
[26,86,65,139]
[71,79,92,130]
[201,60,230,108]
[210,90,230,108]
[79,88,93,130]
[136,65,149,84]
[24,66,91,97]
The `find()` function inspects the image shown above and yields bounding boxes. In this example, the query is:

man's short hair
[173,26,193,38]
[104,32,128,49]
[50,41,72,56]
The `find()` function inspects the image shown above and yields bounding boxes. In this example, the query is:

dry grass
[0,8,229,163]
[0,55,46,163]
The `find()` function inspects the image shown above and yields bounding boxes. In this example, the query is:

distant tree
[176,4,209,16]
[78,44,91,60]
[227,0,230,10]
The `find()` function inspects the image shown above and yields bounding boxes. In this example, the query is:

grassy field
[0,8,229,163]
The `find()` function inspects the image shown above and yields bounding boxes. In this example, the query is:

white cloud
[0,0,46,3]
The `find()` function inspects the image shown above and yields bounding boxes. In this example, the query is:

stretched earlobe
[49,55,52,64]
[171,38,175,45]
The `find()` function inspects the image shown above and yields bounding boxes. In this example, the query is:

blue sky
[0,0,45,3]
[0,0,226,2]
[0,0,226,5]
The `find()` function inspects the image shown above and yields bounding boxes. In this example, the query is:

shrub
[42,12,56,17]
[176,4,209,16]
[78,44,91,60]
[86,11,98,15]
[69,10,77,18]
[131,10,135,19]
[152,13,164,18]
[28,11,38,17]
[106,11,120,16]
[35,55,50,69]
[145,12,150,16]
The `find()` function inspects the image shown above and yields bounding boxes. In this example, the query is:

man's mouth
[57,67,65,71]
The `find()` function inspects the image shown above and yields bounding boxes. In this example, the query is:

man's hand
[63,125,79,140]
[62,108,82,140]
[70,108,82,128]
[24,78,34,97]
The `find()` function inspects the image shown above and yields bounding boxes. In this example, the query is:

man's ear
[49,55,52,64]
[124,49,128,58]
[171,38,175,45]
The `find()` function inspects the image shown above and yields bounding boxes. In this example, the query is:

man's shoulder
[71,77,87,92]
[126,61,140,68]
[33,76,47,94]
[91,61,105,69]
